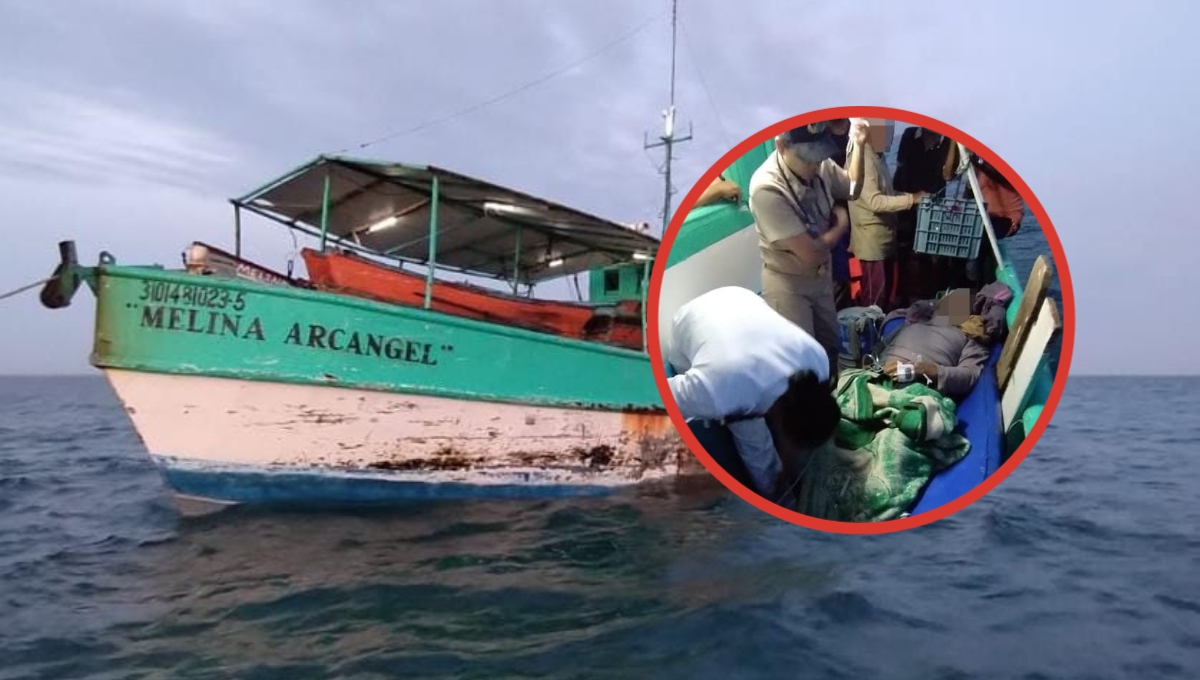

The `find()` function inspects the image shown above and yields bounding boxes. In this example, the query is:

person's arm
[927,338,989,400]
[845,122,866,201]
[882,337,988,400]
[726,418,785,498]
[667,370,723,421]
[825,121,869,202]
[817,204,850,251]
[777,204,849,264]
[858,146,923,213]
[695,177,741,209]
[749,186,829,268]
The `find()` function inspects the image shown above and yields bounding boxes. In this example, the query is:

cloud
[0,81,242,193]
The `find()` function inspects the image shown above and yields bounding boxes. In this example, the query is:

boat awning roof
[232,155,660,283]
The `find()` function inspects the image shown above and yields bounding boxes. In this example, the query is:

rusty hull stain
[367,457,472,472]
[295,407,356,425]
[620,411,676,438]
[280,402,698,481]
[572,444,615,469]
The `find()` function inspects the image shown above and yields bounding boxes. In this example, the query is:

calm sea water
[1,374,1197,679]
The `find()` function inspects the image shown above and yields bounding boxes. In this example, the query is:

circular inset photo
[648,107,1073,534]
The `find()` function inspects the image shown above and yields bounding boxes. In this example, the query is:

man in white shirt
[665,286,842,503]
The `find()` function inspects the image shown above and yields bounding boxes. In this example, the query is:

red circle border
[645,105,1076,535]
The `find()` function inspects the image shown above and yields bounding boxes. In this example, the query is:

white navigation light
[547,258,565,268]
[366,215,400,233]
[632,252,650,261]
[483,202,543,219]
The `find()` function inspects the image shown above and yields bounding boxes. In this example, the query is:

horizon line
[0,371,1194,379]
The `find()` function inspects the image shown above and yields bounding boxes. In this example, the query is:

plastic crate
[914,197,985,260]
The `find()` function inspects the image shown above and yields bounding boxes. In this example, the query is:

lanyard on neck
[776,153,831,231]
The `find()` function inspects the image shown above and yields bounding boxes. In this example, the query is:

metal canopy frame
[230,155,660,288]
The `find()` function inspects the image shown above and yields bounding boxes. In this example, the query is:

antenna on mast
[643,0,692,234]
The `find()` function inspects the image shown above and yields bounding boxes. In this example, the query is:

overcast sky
[1,0,1196,375]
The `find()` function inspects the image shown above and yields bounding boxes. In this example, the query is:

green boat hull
[78,264,700,512]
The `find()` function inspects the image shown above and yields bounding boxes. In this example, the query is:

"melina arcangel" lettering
[138,305,442,366]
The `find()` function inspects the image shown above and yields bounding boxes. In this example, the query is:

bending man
[665,286,842,502]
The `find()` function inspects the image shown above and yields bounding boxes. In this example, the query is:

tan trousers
[761,266,840,383]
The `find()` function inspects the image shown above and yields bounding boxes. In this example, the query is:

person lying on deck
[876,288,991,401]
[665,286,841,504]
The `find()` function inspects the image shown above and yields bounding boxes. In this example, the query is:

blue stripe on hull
[158,465,619,507]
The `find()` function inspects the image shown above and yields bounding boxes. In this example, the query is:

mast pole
[233,203,242,257]
[638,0,693,354]
[669,0,677,107]
[644,0,692,235]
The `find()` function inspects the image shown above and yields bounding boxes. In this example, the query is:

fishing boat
[658,134,1063,518]
[39,155,703,514]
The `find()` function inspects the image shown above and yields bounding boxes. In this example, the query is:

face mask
[788,142,832,165]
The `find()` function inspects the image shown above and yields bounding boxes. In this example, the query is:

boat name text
[136,303,445,366]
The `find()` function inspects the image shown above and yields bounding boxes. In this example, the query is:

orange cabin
[302,249,645,351]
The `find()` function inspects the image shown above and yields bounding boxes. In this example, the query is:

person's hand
[883,360,936,381]
[695,177,741,209]
[916,362,939,383]
[717,180,741,202]
[850,118,870,147]
[883,360,900,379]
[911,191,928,205]
[814,206,850,251]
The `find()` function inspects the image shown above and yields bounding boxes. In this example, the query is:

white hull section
[104,369,696,493]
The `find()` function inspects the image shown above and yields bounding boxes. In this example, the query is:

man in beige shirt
[748,119,868,380]
[848,136,926,311]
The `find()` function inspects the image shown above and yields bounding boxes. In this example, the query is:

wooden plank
[1002,297,1062,432]
[997,254,1055,390]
